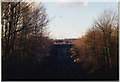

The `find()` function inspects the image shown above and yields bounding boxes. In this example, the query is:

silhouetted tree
[2,2,50,62]
[73,10,118,73]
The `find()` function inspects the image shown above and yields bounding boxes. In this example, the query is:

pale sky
[43,2,118,39]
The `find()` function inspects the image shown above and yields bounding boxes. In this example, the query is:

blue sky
[43,2,118,39]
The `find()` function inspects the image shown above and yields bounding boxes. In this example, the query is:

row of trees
[2,2,52,80]
[73,10,118,74]
[2,2,51,61]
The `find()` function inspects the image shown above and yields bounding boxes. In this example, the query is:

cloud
[55,1,88,8]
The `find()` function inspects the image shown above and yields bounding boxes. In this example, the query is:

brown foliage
[2,2,52,69]
[73,10,118,72]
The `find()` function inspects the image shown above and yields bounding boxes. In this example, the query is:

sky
[42,2,118,39]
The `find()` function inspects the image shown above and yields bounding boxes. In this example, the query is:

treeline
[73,10,118,76]
[2,2,52,80]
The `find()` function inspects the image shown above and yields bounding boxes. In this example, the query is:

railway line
[39,43,86,79]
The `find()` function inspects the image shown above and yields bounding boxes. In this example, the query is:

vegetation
[2,1,118,80]
[73,10,118,76]
[2,2,52,80]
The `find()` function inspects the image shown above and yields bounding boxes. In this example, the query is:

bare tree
[2,2,49,61]
[73,9,118,72]
[93,10,118,68]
